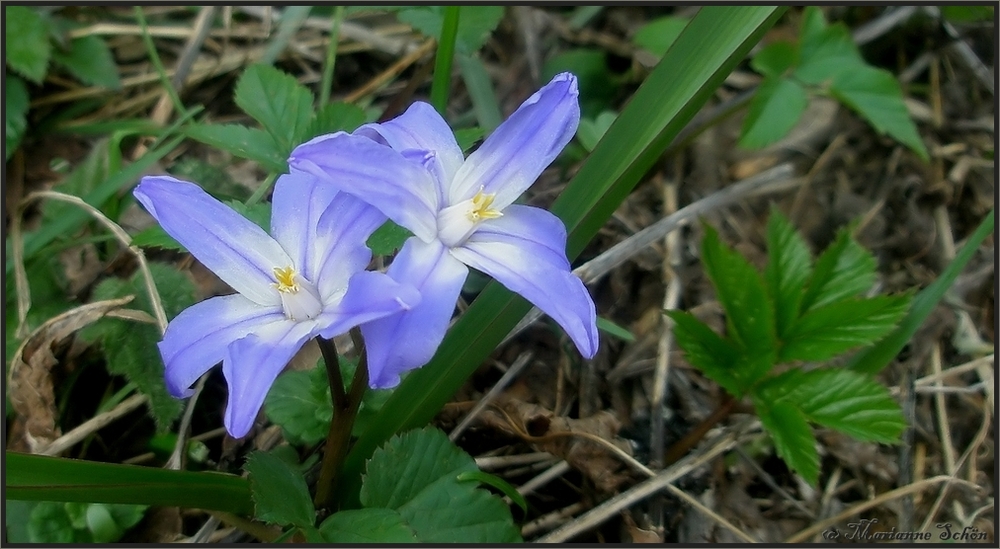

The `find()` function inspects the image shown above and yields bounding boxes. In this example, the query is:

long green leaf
[849,210,994,375]
[6,452,253,514]
[337,6,785,507]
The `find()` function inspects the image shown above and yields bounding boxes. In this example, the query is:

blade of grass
[430,6,461,114]
[134,7,186,117]
[319,6,346,108]
[6,452,253,514]
[458,53,502,132]
[260,6,313,66]
[338,6,785,508]
[848,210,994,375]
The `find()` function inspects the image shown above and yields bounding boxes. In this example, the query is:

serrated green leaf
[764,368,905,443]
[700,222,776,358]
[6,6,52,84]
[185,124,287,173]
[800,227,876,314]
[319,508,418,543]
[794,23,863,85]
[799,6,827,46]
[751,40,798,77]
[366,220,413,256]
[398,6,504,55]
[577,110,618,152]
[51,35,121,89]
[596,316,634,342]
[361,427,477,509]
[764,208,812,339]
[633,16,689,57]
[5,75,29,160]
[306,101,367,141]
[665,310,744,396]
[397,476,521,543]
[849,210,994,375]
[244,451,315,528]
[359,427,521,542]
[739,76,809,149]
[234,64,314,155]
[80,263,196,428]
[780,294,911,362]
[264,366,332,446]
[754,399,820,484]
[830,65,929,160]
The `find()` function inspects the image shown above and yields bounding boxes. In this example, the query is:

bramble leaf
[5,6,52,84]
[359,427,520,542]
[6,75,30,160]
[51,35,121,89]
[754,399,819,484]
[185,124,287,173]
[235,64,315,156]
[779,294,911,362]
[80,263,195,428]
[700,222,776,356]
[764,208,812,339]
[794,20,863,85]
[264,366,332,446]
[751,40,797,77]
[739,76,809,149]
[245,450,315,528]
[398,6,504,55]
[800,226,876,313]
[760,368,906,443]
[830,65,929,161]
[665,310,743,396]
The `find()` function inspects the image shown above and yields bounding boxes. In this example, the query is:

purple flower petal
[314,270,422,339]
[289,133,441,242]
[134,176,290,306]
[449,73,580,208]
[474,204,570,261]
[356,102,465,184]
[312,193,386,301]
[222,320,315,438]
[451,217,598,358]
[159,294,284,398]
[270,171,340,280]
[361,239,468,388]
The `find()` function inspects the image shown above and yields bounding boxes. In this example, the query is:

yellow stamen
[273,266,299,293]
[466,188,503,222]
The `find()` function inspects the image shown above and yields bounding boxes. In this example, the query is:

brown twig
[663,394,736,465]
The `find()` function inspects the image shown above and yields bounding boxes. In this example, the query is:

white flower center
[437,188,503,247]
[272,266,323,320]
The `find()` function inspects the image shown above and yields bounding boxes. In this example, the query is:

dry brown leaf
[479,397,634,493]
[8,295,135,452]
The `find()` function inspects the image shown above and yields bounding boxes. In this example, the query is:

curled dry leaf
[479,397,634,493]
[8,295,135,452]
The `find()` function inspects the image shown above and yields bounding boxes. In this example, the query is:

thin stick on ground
[450,351,533,441]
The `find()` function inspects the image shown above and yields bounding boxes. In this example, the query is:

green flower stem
[318,336,347,412]
[245,172,278,206]
[319,6,346,108]
[314,330,369,512]
[430,6,461,115]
